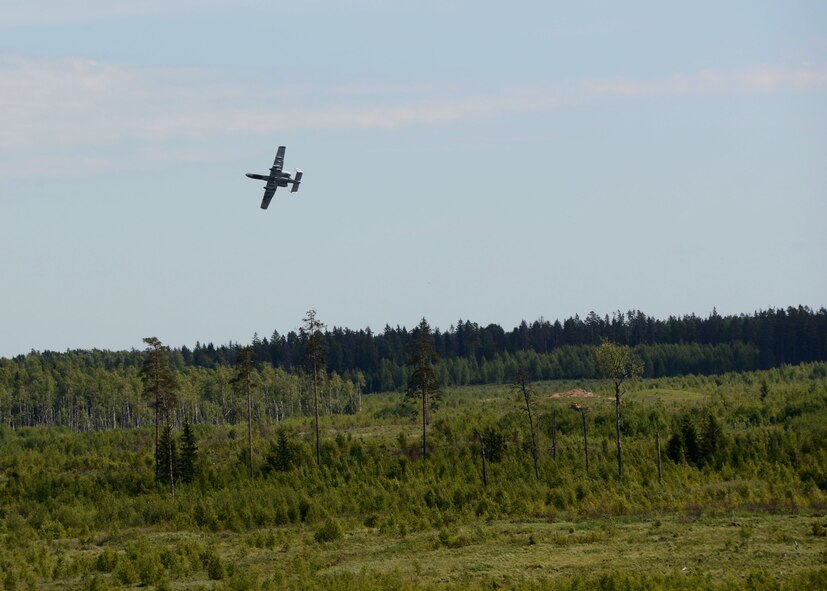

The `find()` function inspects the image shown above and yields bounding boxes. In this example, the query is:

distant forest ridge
[7,306,826,393]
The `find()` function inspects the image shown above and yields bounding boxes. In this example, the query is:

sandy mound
[548,388,596,399]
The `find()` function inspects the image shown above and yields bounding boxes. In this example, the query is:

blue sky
[1,1,825,357]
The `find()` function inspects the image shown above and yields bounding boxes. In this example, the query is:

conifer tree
[406,318,441,460]
[179,420,198,484]
[141,337,178,483]
[699,411,723,467]
[301,310,326,466]
[666,413,700,465]
[267,428,299,472]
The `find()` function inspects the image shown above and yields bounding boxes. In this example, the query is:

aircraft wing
[260,184,276,209]
[260,147,285,209]
[271,146,285,177]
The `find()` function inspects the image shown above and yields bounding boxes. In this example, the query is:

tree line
[186,306,827,390]
[0,345,363,431]
[0,307,824,431]
[7,306,825,388]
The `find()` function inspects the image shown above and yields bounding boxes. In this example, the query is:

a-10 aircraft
[245,146,303,209]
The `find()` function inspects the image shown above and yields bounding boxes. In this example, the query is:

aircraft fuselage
[245,172,293,187]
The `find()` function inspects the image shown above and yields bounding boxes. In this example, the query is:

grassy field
[308,513,825,583]
[2,366,827,589]
[30,512,827,590]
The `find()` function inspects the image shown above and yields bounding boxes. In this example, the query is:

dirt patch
[548,388,596,399]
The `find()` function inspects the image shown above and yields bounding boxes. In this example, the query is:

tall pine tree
[406,318,441,460]
[302,310,327,466]
[141,337,178,486]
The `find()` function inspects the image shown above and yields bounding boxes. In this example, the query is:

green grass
[433,513,820,587]
[2,366,827,589]
[32,512,827,589]
[629,388,709,404]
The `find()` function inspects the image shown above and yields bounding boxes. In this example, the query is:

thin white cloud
[0,0,399,25]
[0,0,240,25]
[1,55,825,177]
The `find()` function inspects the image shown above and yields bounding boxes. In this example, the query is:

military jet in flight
[245,146,303,209]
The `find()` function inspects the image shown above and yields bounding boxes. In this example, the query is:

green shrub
[136,551,164,586]
[113,559,138,586]
[265,429,305,473]
[203,547,225,580]
[314,519,344,543]
[83,575,111,591]
[95,549,118,573]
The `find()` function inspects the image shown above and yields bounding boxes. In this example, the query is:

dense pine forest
[1,307,824,430]
[188,306,827,387]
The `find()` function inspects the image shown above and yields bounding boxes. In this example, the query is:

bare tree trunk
[168,424,175,497]
[422,385,428,460]
[536,413,542,474]
[313,364,321,466]
[551,410,557,461]
[478,431,488,486]
[615,387,623,480]
[247,379,254,479]
[523,390,540,481]
[582,411,589,474]
[656,430,663,484]
[154,396,160,480]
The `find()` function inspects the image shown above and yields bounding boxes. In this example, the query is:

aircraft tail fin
[291,169,303,193]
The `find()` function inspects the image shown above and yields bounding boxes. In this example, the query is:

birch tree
[596,338,643,480]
